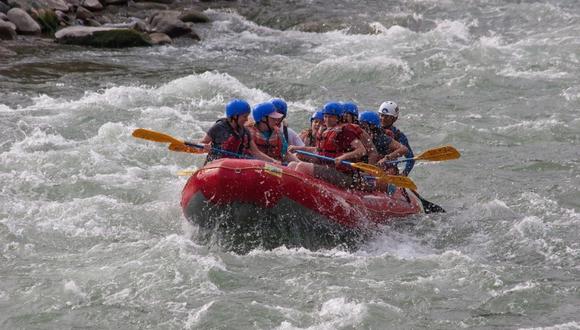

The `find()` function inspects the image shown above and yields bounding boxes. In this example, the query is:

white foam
[63,280,87,300]
[184,301,215,328]
[518,321,580,330]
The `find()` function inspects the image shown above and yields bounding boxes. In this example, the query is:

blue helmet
[252,102,280,123]
[270,98,288,117]
[322,102,343,117]
[358,111,381,128]
[342,102,358,117]
[225,99,251,118]
[310,111,324,122]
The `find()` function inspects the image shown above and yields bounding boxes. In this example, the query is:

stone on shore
[82,0,103,11]
[55,26,152,47]
[0,2,10,14]
[148,10,190,38]
[7,8,41,35]
[149,32,170,45]
[0,19,17,40]
[38,0,70,12]
[134,0,174,4]
[179,10,209,23]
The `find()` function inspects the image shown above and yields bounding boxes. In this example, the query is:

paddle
[132,128,204,155]
[132,128,253,159]
[295,150,417,190]
[383,145,460,165]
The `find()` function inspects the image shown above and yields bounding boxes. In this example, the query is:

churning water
[1,0,579,328]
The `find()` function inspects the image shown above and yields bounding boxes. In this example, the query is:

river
[1,0,579,328]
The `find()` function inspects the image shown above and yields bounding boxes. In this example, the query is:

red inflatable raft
[181,158,425,251]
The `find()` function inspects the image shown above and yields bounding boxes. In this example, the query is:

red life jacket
[249,125,284,161]
[206,119,251,164]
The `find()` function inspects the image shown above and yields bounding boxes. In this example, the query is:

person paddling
[248,102,299,163]
[299,111,324,147]
[288,102,367,188]
[358,111,408,175]
[199,99,280,165]
[270,98,305,147]
[341,101,380,164]
[378,101,415,176]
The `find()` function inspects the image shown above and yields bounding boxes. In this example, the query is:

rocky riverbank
[0,0,241,54]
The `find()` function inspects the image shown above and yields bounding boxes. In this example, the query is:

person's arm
[248,140,280,164]
[288,145,316,153]
[287,127,305,147]
[397,131,414,175]
[377,139,408,166]
[198,134,212,152]
[335,139,366,165]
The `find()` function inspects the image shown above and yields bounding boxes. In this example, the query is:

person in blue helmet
[358,111,408,175]
[248,102,299,163]
[342,101,359,124]
[270,98,305,147]
[378,101,414,176]
[299,111,324,147]
[199,99,280,165]
[288,102,367,188]
[340,101,379,164]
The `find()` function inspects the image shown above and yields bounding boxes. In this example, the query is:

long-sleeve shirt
[386,126,414,176]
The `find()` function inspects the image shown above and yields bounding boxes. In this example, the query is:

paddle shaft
[184,142,253,159]
[295,150,352,166]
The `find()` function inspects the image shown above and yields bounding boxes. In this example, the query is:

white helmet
[378,101,399,118]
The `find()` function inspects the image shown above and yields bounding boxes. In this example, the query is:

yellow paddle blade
[168,142,205,154]
[177,168,199,176]
[132,128,183,145]
[415,145,461,162]
[375,175,417,190]
[350,162,384,177]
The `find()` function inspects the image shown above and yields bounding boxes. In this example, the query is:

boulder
[0,19,17,39]
[179,10,209,23]
[148,32,170,45]
[7,8,41,34]
[75,6,93,20]
[6,0,30,12]
[55,26,152,47]
[0,12,8,20]
[128,1,168,11]
[83,18,101,26]
[82,0,103,11]
[38,0,70,12]
[148,10,190,38]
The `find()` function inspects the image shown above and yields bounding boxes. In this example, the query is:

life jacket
[316,124,363,173]
[384,126,401,141]
[206,119,251,163]
[249,124,284,161]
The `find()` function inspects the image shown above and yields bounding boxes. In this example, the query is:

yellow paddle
[295,150,417,190]
[385,145,461,165]
[132,128,204,154]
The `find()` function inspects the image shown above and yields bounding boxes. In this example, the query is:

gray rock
[128,1,168,11]
[82,0,103,11]
[0,12,8,20]
[0,19,17,39]
[38,0,70,12]
[83,18,101,26]
[55,26,152,47]
[7,0,30,12]
[7,8,41,34]
[149,32,170,45]
[148,10,190,38]
[75,6,93,20]
[0,45,17,56]
[179,10,209,23]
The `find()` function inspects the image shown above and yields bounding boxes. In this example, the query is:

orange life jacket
[249,125,284,161]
